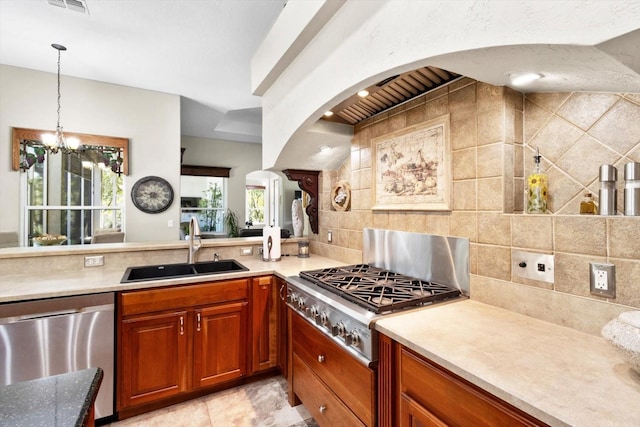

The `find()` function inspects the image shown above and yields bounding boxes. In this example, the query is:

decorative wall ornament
[283,169,319,234]
[292,198,304,237]
[331,181,351,211]
[371,114,451,211]
[131,176,174,213]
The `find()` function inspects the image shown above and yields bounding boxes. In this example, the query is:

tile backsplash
[311,78,640,336]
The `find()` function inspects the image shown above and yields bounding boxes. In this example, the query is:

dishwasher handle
[7,309,81,323]
[0,303,114,325]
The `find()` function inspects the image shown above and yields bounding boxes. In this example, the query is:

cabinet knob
[319,405,327,413]
[317,354,325,363]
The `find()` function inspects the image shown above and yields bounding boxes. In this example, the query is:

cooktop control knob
[332,321,345,337]
[297,298,306,310]
[316,311,328,326]
[345,330,360,347]
[308,305,319,319]
[288,293,298,305]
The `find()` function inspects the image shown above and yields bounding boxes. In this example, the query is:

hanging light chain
[56,45,62,134]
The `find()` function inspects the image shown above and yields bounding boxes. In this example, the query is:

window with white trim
[24,151,124,246]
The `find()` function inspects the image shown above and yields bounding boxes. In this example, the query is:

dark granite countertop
[0,368,103,427]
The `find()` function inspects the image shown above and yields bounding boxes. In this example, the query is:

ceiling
[1,1,640,151]
[0,0,286,144]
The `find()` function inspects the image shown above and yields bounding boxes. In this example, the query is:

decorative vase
[292,199,303,237]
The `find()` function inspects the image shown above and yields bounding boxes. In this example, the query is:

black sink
[193,260,248,275]
[121,259,249,283]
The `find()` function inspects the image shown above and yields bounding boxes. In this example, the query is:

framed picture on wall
[371,114,451,211]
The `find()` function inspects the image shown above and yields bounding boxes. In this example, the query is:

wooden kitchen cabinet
[378,334,547,427]
[291,311,375,427]
[117,279,249,416]
[275,276,288,378]
[250,276,278,373]
[193,301,248,389]
[120,310,188,408]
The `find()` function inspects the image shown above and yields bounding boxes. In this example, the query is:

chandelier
[17,43,124,175]
[42,43,81,154]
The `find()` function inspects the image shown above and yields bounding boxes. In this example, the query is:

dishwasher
[0,292,115,420]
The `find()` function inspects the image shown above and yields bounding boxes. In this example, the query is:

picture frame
[371,114,451,211]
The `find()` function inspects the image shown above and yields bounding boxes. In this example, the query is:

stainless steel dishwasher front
[0,292,115,420]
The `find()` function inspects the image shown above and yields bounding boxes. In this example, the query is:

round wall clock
[131,176,174,213]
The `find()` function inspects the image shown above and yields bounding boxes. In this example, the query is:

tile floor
[107,376,317,427]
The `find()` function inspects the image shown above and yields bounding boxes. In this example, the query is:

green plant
[199,183,223,231]
[224,209,240,237]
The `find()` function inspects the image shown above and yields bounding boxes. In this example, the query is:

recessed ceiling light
[357,90,369,98]
[509,72,543,86]
[318,145,332,153]
[324,111,334,117]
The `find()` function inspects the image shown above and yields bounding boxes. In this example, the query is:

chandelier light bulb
[41,133,57,150]
[66,136,81,150]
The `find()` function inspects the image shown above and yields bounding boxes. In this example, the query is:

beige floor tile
[108,376,313,427]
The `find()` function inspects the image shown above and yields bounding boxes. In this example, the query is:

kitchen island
[0,368,103,427]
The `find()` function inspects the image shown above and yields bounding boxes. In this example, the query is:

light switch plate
[240,247,253,256]
[512,250,554,284]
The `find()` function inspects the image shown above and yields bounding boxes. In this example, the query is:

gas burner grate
[300,264,460,313]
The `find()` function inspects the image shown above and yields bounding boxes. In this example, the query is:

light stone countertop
[374,299,640,427]
[0,255,345,303]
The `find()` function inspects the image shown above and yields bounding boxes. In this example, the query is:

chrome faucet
[188,216,202,264]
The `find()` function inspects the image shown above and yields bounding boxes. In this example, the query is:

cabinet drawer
[400,347,546,427]
[292,312,375,426]
[293,354,365,427]
[120,279,248,316]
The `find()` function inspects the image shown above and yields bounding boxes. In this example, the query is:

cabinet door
[276,277,288,377]
[193,301,248,389]
[400,393,448,427]
[120,310,188,409]
[251,276,279,373]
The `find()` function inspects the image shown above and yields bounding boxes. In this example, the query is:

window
[246,185,265,225]
[180,176,227,235]
[24,150,124,246]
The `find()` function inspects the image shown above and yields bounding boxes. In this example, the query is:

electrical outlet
[84,255,104,267]
[327,230,333,243]
[594,270,608,290]
[240,247,253,256]
[590,263,615,298]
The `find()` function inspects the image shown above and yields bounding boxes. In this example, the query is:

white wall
[0,64,181,243]
[180,135,262,225]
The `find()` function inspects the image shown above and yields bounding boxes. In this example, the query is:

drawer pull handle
[319,405,327,414]
[317,354,325,363]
